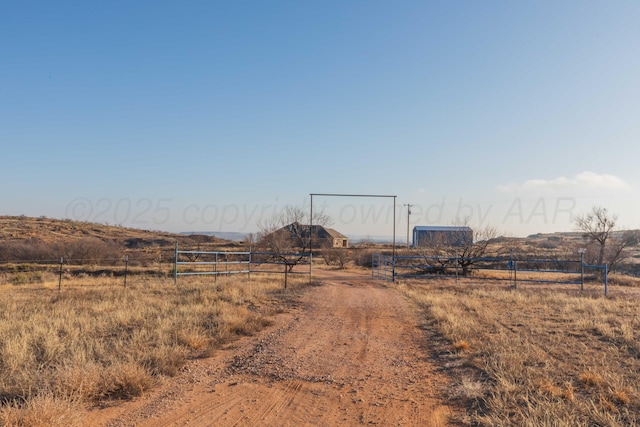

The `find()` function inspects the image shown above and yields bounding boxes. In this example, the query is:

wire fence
[372,254,610,295]
[0,249,313,290]
[0,255,168,290]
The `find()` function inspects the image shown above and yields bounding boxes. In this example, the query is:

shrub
[10,272,43,285]
[351,249,375,268]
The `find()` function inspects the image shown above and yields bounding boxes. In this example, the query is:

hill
[0,216,241,263]
[0,215,236,244]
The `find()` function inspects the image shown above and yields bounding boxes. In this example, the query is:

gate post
[392,256,396,283]
[371,254,375,277]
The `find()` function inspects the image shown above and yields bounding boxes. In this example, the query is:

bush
[10,272,44,285]
[321,248,349,268]
[0,238,122,264]
[351,249,375,268]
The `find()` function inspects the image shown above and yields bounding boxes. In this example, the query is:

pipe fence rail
[372,253,610,295]
[173,245,312,285]
[174,249,252,281]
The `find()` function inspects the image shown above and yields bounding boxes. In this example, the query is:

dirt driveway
[94,269,454,426]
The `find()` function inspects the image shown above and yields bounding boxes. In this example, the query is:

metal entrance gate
[173,245,312,285]
[371,254,394,281]
[174,247,251,284]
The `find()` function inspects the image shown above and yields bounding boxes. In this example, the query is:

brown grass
[452,340,471,352]
[0,392,85,427]
[397,279,640,426]
[0,273,307,425]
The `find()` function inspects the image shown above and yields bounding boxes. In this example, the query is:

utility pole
[404,204,413,248]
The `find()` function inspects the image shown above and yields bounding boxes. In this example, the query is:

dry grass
[0,273,307,425]
[397,279,640,426]
[452,340,471,353]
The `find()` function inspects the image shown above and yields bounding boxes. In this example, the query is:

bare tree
[605,230,638,272]
[412,222,501,276]
[243,232,256,248]
[456,225,502,275]
[184,240,203,262]
[591,229,639,272]
[257,206,332,287]
[411,232,456,275]
[321,241,349,269]
[574,206,617,266]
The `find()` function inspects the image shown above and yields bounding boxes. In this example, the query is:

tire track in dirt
[95,269,455,426]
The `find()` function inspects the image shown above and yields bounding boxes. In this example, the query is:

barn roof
[413,226,472,232]
[280,222,348,240]
[323,227,348,240]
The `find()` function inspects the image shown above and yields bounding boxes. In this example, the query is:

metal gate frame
[173,245,312,285]
[310,193,398,281]
[174,245,251,284]
[371,254,394,282]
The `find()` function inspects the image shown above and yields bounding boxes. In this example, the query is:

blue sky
[2,1,639,238]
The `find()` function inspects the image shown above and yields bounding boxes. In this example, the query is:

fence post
[578,249,586,292]
[174,242,178,286]
[58,257,63,292]
[604,264,608,297]
[455,251,459,285]
[248,247,252,281]
[284,263,288,289]
[514,260,518,289]
[211,252,216,282]
[508,251,516,288]
[123,255,129,288]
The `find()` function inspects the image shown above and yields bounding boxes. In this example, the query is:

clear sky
[2,1,639,238]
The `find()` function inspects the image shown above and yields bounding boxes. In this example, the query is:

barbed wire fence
[0,247,314,290]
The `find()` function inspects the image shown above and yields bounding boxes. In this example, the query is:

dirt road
[96,269,454,426]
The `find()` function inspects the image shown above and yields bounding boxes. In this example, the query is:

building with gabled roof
[320,226,349,248]
[265,222,349,249]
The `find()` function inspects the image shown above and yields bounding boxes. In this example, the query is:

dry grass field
[0,273,306,426]
[3,216,640,425]
[397,278,640,426]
